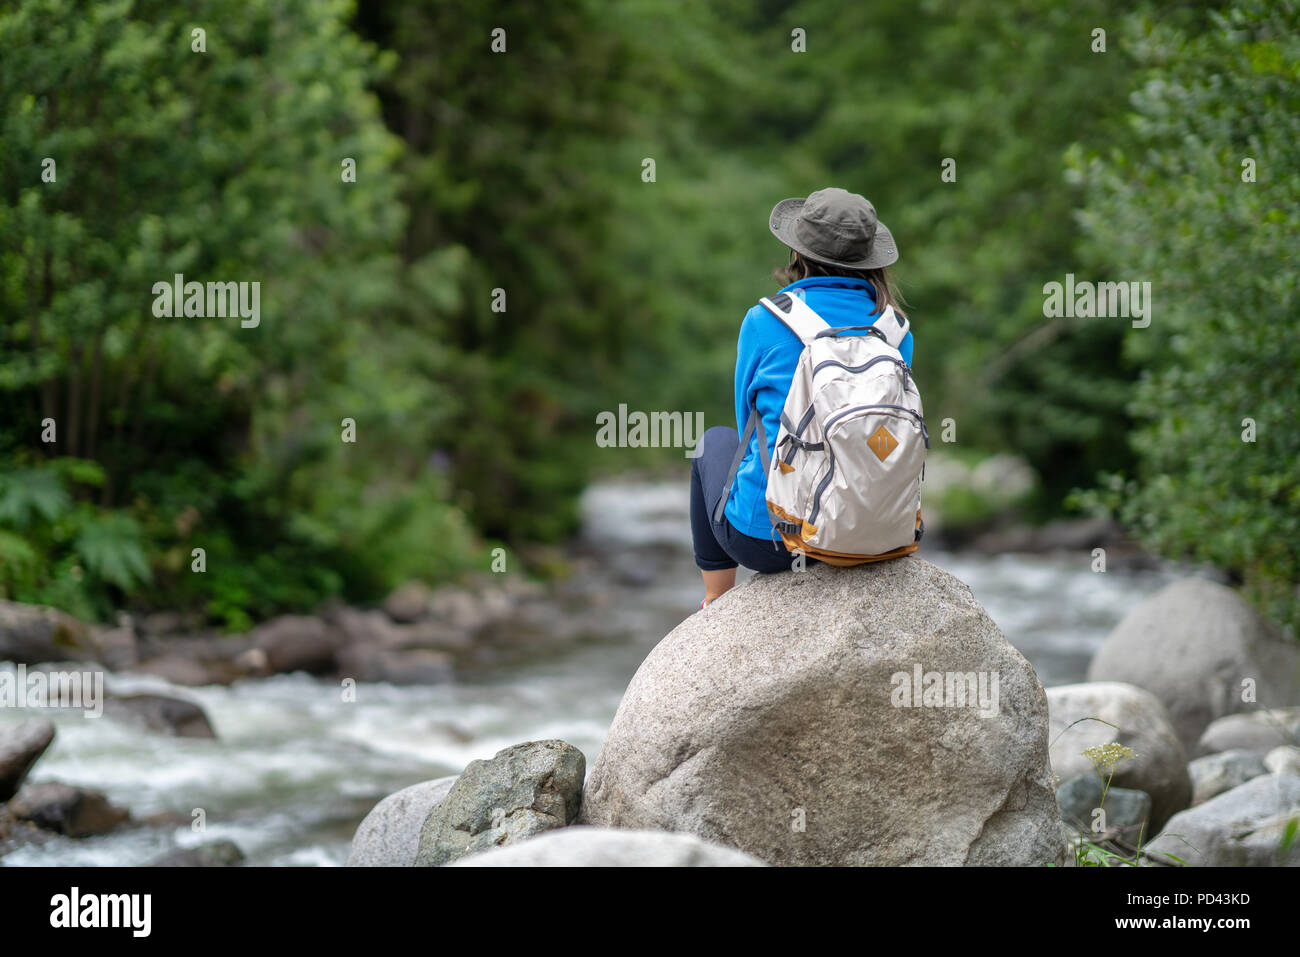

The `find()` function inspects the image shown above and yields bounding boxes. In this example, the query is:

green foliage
[1,0,1290,633]
[0,0,482,624]
[0,459,149,620]
[1068,0,1300,632]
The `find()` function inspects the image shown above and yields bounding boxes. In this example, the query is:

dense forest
[1,0,1296,631]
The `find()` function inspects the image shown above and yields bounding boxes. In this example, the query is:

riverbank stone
[1046,682,1191,831]
[1265,746,1300,777]
[348,775,457,866]
[105,694,216,738]
[0,718,56,801]
[415,740,585,866]
[1056,774,1151,837]
[1146,774,1300,866]
[1197,708,1300,757]
[248,615,343,675]
[1087,579,1300,750]
[148,839,245,866]
[382,582,433,623]
[0,601,100,665]
[7,781,129,836]
[1189,750,1269,806]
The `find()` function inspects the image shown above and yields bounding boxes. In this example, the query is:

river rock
[382,582,432,623]
[1189,750,1269,806]
[581,558,1063,866]
[1102,788,1154,836]
[391,621,475,653]
[0,601,100,665]
[1055,774,1151,836]
[0,805,53,856]
[130,654,224,687]
[137,611,203,638]
[248,615,342,675]
[414,740,585,866]
[148,839,246,867]
[7,781,130,836]
[333,605,470,653]
[1197,708,1300,756]
[104,694,216,738]
[335,646,453,685]
[93,612,139,670]
[1046,682,1191,831]
[426,585,502,633]
[1265,746,1300,777]
[334,608,404,647]
[0,718,56,801]
[1146,774,1300,866]
[1087,579,1300,750]
[348,775,458,866]
[971,518,1127,554]
[450,827,768,867]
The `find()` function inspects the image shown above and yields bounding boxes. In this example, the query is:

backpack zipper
[807,448,837,528]
[810,355,911,380]
[783,360,913,464]
[805,404,928,528]
[823,403,930,447]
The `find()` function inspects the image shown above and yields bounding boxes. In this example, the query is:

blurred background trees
[1,0,1295,632]
[1069,0,1300,628]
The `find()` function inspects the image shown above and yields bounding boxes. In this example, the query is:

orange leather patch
[777,461,795,474]
[868,424,899,461]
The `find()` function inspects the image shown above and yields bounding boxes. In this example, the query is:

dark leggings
[689,426,798,574]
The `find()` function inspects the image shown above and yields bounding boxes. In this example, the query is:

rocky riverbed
[0,479,1198,865]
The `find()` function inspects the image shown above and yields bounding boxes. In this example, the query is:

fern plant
[0,459,150,620]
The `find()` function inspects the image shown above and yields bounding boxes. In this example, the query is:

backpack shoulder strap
[763,293,911,350]
[759,292,830,345]
[873,305,910,350]
[713,407,771,524]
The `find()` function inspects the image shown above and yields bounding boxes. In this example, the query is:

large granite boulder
[581,558,1063,866]
[1087,579,1300,750]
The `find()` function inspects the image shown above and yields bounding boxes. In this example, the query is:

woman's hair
[774,250,907,318]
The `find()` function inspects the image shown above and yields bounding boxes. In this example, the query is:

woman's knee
[690,425,738,477]
[699,425,738,457]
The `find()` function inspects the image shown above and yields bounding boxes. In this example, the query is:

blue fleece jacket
[724,276,915,539]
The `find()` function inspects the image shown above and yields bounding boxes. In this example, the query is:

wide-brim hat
[769,187,898,269]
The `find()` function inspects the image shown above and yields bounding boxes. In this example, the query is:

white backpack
[716,291,927,565]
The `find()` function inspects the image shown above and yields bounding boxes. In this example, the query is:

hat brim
[769,196,899,270]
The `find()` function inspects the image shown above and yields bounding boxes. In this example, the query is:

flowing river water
[0,480,1180,866]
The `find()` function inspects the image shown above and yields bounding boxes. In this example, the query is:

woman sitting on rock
[689,187,916,607]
